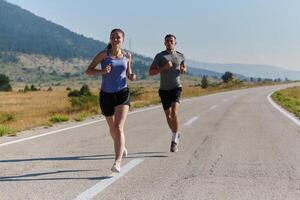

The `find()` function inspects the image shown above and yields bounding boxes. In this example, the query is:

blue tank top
[100,51,128,93]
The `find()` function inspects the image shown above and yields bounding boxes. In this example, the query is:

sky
[6,0,300,70]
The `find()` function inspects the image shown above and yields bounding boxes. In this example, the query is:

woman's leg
[105,115,116,141]
[113,104,129,163]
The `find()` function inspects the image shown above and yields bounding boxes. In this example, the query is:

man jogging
[149,34,187,152]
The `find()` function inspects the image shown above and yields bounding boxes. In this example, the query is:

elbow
[149,69,156,76]
[86,69,92,76]
[149,71,154,76]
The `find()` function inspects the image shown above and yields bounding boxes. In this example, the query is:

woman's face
[110,31,124,48]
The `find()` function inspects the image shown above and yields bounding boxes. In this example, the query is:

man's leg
[164,102,180,152]
[163,102,179,133]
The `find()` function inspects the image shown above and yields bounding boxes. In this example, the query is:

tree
[0,74,12,91]
[30,84,38,91]
[80,84,91,96]
[201,75,208,89]
[24,85,30,92]
[221,71,233,83]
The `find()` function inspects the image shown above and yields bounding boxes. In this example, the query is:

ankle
[171,132,180,143]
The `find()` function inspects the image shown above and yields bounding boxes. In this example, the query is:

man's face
[164,36,176,51]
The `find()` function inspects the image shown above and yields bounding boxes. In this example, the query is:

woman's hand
[128,73,136,81]
[102,64,112,74]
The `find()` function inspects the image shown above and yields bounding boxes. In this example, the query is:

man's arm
[179,60,187,74]
[149,55,173,75]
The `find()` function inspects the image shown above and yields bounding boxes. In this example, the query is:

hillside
[187,60,300,80]
[0,0,229,83]
[0,0,106,60]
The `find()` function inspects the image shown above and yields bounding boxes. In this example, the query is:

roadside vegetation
[0,71,295,136]
[272,86,300,119]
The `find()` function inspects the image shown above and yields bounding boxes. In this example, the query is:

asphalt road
[1,83,300,200]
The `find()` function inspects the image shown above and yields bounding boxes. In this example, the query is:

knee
[114,124,123,135]
[109,127,115,134]
[171,110,178,118]
[165,114,172,121]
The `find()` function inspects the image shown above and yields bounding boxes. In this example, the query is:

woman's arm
[126,52,136,81]
[86,51,110,76]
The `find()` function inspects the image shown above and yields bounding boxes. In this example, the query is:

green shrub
[50,114,69,123]
[130,87,143,98]
[0,74,12,91]
[68,89,81,97]
[74,111,90,121]
[24,85,30,92]
[70,95,98,110]
[0,125,16,136]
[68,84,97,112]
[0,113,15,123]
[201,76,208,89]
[80,84,92,96]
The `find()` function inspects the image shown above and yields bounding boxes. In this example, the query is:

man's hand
[163,60,173,69]
[179,64,186,74]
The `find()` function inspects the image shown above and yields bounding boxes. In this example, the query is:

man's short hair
[164,34,176,40]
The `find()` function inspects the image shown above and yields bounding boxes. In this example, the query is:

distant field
[0,80,282,136]
[0,90,70,133]
[272,86,300,119]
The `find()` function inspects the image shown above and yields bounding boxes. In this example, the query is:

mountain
[0,0,106,60]
[0,0,229,83]
[187,60,300,80]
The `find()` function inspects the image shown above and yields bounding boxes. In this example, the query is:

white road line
[0,105,161,148]
[0,120,105,147]
[74,159,144,200]
[210,105,217,110]
[267,93,300,126]
[183,116,199,126]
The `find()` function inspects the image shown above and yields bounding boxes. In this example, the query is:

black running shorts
[158,87,182,110]
[99,87,130,117]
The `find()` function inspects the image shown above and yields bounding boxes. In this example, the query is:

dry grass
[0,80,285,135]
[0,90,71,131]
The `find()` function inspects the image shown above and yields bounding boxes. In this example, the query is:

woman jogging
[86,28,136,172]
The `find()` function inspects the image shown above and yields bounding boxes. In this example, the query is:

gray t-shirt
[151,50,185,90]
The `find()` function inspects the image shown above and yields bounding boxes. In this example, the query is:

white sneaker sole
[111,163,121,173]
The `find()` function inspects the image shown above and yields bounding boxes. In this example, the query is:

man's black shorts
[99,87,130,117]
[159,87,182,110]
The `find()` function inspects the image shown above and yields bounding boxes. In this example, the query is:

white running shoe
[111,161,121,173]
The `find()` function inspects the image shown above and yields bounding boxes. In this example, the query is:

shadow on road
[0,169,113,182]
[0,151,167,182]
[0,151,167,163]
